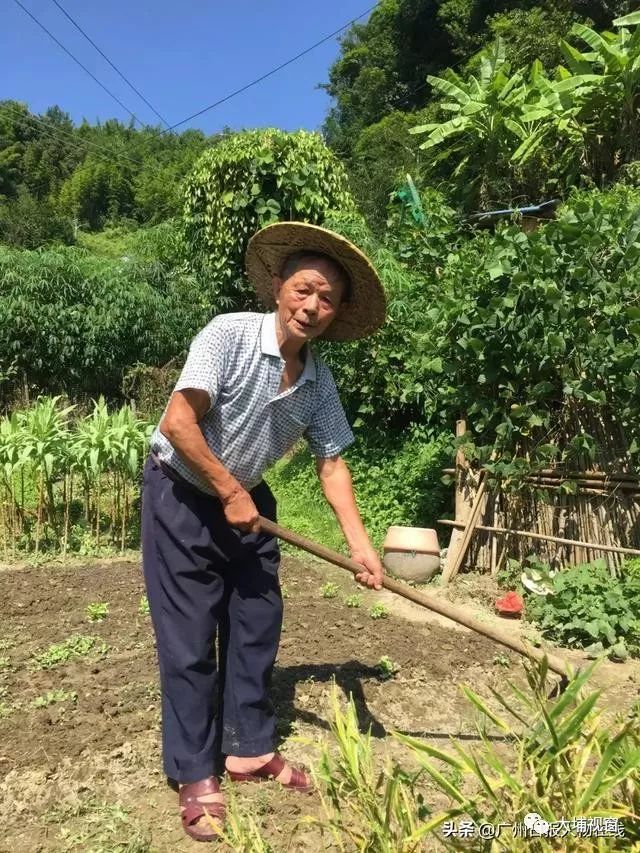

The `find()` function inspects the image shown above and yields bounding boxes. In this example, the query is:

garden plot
[0,555,637,852]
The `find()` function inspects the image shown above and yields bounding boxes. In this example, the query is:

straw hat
[245,221,386,342]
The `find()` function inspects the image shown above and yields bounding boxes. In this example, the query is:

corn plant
[396,658,640,851]
[21,396,74,555]
[0,411,25,557]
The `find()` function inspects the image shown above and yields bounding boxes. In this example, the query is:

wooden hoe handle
[259,515,570,680]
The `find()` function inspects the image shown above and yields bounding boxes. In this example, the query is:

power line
[48,0,171,129]
[160,4,377,133]
[12,0,146,128]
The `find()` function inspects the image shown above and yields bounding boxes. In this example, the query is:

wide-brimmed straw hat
[245,221,386,342]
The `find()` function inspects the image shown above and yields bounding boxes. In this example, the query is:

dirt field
[0,553,638,852]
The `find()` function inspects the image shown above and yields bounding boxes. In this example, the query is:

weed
[369,602,389,620]
[32,635,108,669]
[376,655,399,679]
[321,582,340,599]
[138,594,150,617]
[55,798,152,852]
[493,653,511,667]
[32,689,78,708]
[344,594,362,608]
[0,656,11,672]
[87,602,109,622]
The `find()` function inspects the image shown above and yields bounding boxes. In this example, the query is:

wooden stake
[441,473,488,584]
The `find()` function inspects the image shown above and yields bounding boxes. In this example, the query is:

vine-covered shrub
[182,129,355,310]
[0,246,208,400]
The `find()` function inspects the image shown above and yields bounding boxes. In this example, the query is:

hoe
[259,516,571,689]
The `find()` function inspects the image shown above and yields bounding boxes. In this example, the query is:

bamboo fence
[441,408,640,578]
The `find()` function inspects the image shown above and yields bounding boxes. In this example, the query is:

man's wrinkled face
[272,257,345,344]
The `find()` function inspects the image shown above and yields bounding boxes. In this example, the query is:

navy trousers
[141,455,283,784]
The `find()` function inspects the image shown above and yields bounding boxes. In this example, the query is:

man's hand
[222,487,260,533]
[350,543,384,590]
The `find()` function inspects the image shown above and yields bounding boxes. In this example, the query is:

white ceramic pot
[382,526,441,582]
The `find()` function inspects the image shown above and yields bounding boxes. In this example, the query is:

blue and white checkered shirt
[150,311,355,495]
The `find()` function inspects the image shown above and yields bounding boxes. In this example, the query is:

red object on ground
[495,591,524,616]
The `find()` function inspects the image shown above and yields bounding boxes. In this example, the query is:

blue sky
[2,0,373,133]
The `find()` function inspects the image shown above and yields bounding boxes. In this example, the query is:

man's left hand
[350,544,384,590]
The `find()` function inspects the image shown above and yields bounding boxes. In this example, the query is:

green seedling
[32,689,78,708]
[0,656,11,672]
[321,582,340,599]
[32,635,108,670]
[281,583,290,599]
[369,602,389,620]
[86,602,109,622]
[376,655,399,680]
[138,595,150,617]
[493,653,511,668]
[344,594,362,608]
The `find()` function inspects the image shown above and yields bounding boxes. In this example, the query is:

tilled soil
[0,555,637,851]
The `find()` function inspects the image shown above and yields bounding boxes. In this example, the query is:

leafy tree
[58,158,135,230]
[182,129,355,310]
[0,187,74,248]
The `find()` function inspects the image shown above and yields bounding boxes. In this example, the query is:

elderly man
[141,221,386,841]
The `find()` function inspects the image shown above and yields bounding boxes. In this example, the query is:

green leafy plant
[311,684,431,852]
[369,602,389,620]
[138,594,150,617]
[32,689,77,708]
[376,655,399,680]
[525,560,640,656]
[344,594,362,608]
[32,635,108,670]
[321,582,340,599]
[86,602,109,622]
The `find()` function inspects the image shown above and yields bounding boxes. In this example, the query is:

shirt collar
[261,312,317,382]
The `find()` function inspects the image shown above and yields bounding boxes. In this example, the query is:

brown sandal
[227,753,313,793]
[179,776,226,842]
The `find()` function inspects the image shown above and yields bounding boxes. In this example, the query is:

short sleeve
[305,364,355,458]
[174,317,229,411]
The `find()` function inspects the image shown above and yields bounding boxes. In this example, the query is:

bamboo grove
[0,397,153,557]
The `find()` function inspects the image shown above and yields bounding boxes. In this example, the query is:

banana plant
[411,40,544,207]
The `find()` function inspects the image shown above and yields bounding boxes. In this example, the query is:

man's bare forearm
[316,456,369,550]
[160,417,242,503]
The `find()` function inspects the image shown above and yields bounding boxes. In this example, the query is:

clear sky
[2,0,373,134]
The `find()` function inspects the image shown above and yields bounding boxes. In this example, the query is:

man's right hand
[222,486,261,533]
